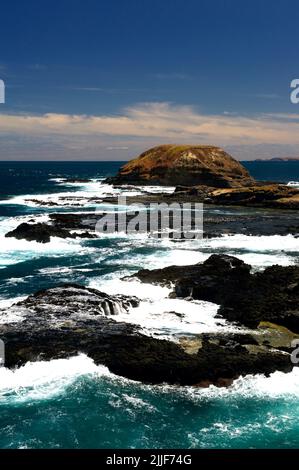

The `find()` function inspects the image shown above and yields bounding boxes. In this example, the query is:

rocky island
[104,144,299,210]
[4,145,299,246]
[105,144,255,187]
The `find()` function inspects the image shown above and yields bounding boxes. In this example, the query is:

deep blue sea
[0,161,299,449]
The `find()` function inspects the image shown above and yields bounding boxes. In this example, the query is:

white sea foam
[200,234,299,253]
[88,230,299,259]
[287,181,299,188]
[0,181,175,208]
[116,297,235,337]
[37,266,94,275]
[0,191,105,208]
[0,235,92,269]
[89,276,241,337]
[183,367,299,401]
[0,355,109,403]
[0,213,98,269]
[90,277,172,300]
[0,214,50,236]
[1,353,299,407]
[48,177,66,183]
[0,297,26,309]
[91,238,295,280]
[53,178,175,194]
[0,296,27,324]
[234,252,295,268]
[160,248,295,269]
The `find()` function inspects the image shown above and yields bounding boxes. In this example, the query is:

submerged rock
[105,144,254,188]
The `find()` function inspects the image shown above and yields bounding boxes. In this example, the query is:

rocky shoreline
[174,183,299,209]
[1,255,298,387]
[2,153,299,388]
[132,254,299,332]
[5,199,299,243]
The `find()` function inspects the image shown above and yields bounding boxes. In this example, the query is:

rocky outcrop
[5,222,96,243]
[132,254,299,331]
[105,145,255,188]
[174,184,299,209]
[205,185,299,209]
[0,282,294,386]
[7,200,299,244]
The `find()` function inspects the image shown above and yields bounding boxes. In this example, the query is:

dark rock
[26,199,61,207]
[5,222,74,243]
[0,283,293,386]
[133,254,299,331]
[205,185,299,210]
[5,222,97,243]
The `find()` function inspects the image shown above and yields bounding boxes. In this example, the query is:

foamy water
[1,353,299,406]
[0,355,106,403]
[1,167,299,448]
[0,179,175,209]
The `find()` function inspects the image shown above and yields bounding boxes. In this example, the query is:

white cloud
[0,102,299,159]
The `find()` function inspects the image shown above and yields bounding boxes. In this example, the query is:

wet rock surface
[0,281,295,386]
[5,222,96,243]
[6,200,299,243]
[133,254,299,331]
[101,194,299,236]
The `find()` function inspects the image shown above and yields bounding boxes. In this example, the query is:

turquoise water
[0,161,299,449]
[1,357,299,449]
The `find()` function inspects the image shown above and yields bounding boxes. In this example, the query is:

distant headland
[252,157,299,162]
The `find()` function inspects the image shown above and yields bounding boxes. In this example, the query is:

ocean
[0,160,299,449]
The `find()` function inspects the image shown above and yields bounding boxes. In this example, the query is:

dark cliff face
[106,144,255,188]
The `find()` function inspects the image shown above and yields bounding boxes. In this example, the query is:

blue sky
[0,0,299,160]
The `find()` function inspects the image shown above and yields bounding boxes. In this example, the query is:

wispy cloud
[1,102,299,142]
[0,102,299,159]
[261,112,299,121]
[106,146,129,150]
